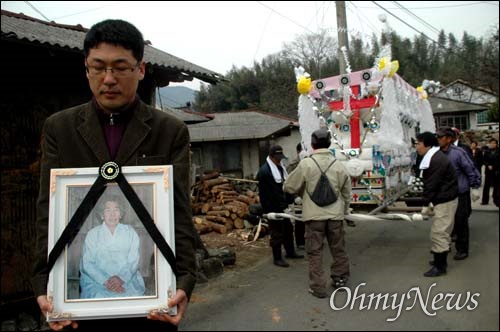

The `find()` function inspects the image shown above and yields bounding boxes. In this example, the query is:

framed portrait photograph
[46,165,176,321]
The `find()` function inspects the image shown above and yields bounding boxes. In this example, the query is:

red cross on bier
[328,85,377,148]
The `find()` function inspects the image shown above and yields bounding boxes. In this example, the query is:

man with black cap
[284,128,351,298]
[436,127,481,261]
[257,145,303,268]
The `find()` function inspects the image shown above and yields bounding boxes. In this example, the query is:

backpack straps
[310,155,336,175]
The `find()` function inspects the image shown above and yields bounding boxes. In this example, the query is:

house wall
[241,140,261,179]
[275,128,302,169]
[191,141,243,178]
[470,112,479,130]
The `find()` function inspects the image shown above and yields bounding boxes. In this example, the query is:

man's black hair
[311,128,331,149]
[416,132,438,148]
[84,19,144,62]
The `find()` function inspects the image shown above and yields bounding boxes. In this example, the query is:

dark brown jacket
[31,100,196,298]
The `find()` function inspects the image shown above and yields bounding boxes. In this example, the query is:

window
[437,115,468,130]
[476,110,489,124]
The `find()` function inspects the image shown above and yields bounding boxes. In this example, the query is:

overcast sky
[2,1,498,90]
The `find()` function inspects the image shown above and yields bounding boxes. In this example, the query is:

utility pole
[336,1,349,74]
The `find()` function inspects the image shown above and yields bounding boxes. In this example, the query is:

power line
[371,1,439,45]
[253,6,274,63]
[52,3,120,20]
[392,1,440,35]
[348,1,381,37]
[255,1,315,34]
[24,1,50,21]
[356,1,498,9]
[371,1,482,66]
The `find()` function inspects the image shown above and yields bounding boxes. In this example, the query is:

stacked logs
[191,172,259,235]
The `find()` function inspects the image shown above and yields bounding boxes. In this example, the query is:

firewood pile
[191,171,260,235]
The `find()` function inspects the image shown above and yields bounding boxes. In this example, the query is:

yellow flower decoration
[388,60,399,78]
[378,57,388,70]
[297,76,312,95]
[416,86,428,100]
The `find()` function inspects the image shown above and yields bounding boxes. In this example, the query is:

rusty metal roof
[1,10,224,84]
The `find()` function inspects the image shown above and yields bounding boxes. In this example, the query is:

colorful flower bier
[295,46,436,208]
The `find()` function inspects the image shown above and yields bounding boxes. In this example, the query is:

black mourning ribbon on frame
[45,163,178,278]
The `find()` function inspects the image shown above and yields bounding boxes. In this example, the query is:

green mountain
[156,86,197,109]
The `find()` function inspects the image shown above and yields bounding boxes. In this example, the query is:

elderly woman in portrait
[80,194,145,298]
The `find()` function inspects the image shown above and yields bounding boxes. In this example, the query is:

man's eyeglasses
[85,62,140,78]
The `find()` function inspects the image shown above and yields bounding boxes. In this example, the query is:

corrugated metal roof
[429,96,488,114]
[1,10,224,84]
[188,110,295,142]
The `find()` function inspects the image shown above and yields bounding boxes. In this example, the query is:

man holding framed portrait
[32,19,196,331]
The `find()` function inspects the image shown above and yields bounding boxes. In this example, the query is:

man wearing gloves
[415,132,458,277]
[284,129,351,297]
[436,127,481,261]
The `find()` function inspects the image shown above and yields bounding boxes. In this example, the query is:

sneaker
[308,288,328,298]
[346,220,356,227]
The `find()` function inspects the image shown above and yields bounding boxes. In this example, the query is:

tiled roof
[188,110,296,142]
[429,96,488,114]
[1,10,224,84]
[161,107,212,123]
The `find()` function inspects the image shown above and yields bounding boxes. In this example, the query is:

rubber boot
[272,246,289,267]
[424,252,447,277]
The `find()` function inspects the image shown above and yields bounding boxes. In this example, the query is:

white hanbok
[80,223,145,298]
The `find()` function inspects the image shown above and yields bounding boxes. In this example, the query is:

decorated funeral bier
[295,46,436,206]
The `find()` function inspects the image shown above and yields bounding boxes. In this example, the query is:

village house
[429,79,498,131]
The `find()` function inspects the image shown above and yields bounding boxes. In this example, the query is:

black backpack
[307,157,338,207]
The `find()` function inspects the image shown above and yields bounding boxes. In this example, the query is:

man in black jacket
[257,145,303,267]
[481,138,499,207]
[416,132,458,277]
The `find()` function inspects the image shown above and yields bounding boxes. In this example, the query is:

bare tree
[281,28,337,78]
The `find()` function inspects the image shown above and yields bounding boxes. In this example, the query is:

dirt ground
[200,229,270,270]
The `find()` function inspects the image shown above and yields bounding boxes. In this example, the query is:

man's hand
[105,276,125,293]
[37,295,78,331]
[148,289,188,326]
[421,203,434,216]
[471,188,481,202]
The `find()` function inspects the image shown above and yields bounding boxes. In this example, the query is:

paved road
[182,209,499,331]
